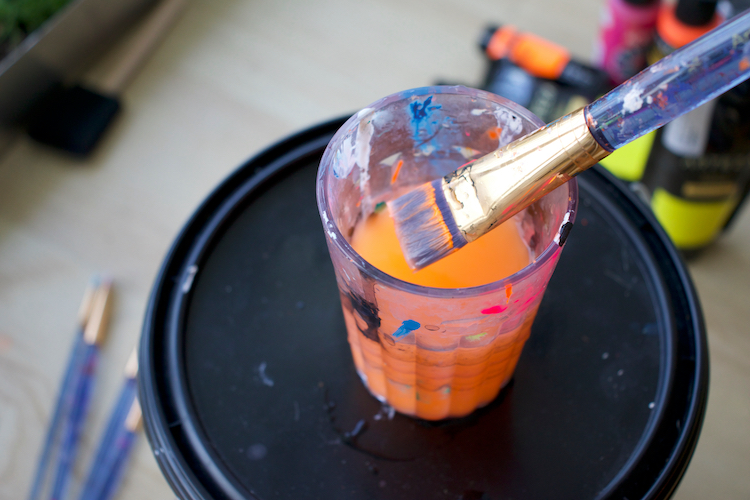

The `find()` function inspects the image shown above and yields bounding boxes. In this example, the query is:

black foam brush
[26,0,186,156]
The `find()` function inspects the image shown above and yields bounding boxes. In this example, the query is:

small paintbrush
[27,279,99,500]
[49,280,113,500]
[78,348,140,500]
[389,9,750,270]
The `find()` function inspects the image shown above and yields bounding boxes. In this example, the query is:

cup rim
[316,85,579,297]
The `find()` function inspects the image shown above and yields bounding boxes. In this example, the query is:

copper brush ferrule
[439,107,609,243]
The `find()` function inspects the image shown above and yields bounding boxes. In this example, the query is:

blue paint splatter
[408,96,445,161]
[410,96,433,121]
[409,96,442,139]
[393,319,421,338]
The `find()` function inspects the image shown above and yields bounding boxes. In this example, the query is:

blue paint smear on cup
[410,95,434,121]
[409,96,442,143]
[393,319,421,338]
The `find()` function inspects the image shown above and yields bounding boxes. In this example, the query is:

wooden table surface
[1,0,748,498]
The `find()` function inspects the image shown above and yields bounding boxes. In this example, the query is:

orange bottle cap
[485,26,571,80]
[657,4,723,49]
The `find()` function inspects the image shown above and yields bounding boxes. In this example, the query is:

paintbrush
[25,0,187,156]
[78,349,140,500]
[48,280,113,500]
[389,9,750,270]
[27,279,99,500]
[86,399,142,500]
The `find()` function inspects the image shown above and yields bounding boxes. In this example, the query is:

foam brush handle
[49,344,99,500]
[98,0,187,95]
[586,8,750,151]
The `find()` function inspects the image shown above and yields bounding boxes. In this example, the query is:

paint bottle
[480,25,610,99]
[647,0,723,63]
[480,58,590,123]
[714,0,750,232]
[645,78,750,250]
[594,0,662,85]
[599,0,722,184]
[638,0,750,251]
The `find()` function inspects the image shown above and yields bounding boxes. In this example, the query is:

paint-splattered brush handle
[49,343,99,500]
[27,335,86,500]
[586,9,750,151]
[49,280,112,500]
[28,279,99,500]
[83,426,138,500]
[78,378,137,500]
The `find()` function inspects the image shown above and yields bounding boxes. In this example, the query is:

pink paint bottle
[595,0,661,85]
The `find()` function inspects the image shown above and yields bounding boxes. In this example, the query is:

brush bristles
[388,178,468,270]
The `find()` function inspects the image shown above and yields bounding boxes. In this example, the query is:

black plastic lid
[139,117,708,500]
[675,0,718,26]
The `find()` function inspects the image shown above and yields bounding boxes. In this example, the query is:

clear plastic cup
[316,86,577,420]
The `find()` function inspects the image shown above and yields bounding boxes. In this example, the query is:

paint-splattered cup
[316,86,577,420]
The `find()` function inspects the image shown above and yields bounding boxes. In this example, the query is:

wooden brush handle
[98,0,187,94]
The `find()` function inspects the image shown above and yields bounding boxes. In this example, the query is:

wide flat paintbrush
[389,8,750,270]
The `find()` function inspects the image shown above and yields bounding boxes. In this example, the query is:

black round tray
[138,117,708,500]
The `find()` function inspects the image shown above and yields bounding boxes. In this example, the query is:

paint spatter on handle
[393,320,421,338]
[481,304,508,315]
[740,57,750,72]
[505,284,513,302]
[654,91,668,110]
[622,85,644,114]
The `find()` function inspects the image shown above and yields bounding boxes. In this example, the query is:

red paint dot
[481,304,507,315]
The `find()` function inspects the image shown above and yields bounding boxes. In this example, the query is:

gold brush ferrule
[76,280,98,328]
[83,281,113,346]
[124,347,139,379]
[124,398,143,433]
[439,107,609,242]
